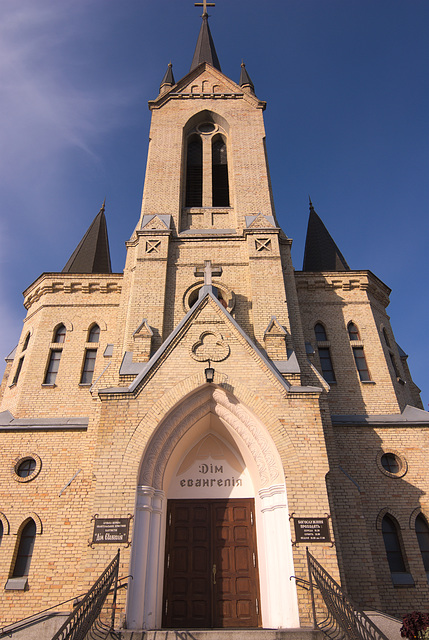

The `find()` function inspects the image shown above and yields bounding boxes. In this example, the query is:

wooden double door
[162,499,261,628]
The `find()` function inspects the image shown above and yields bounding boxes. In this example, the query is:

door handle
[212,564,217,585]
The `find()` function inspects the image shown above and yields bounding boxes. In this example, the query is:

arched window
[183,119,230,211]
[0,520,3,547]
[314,323,336,383]
[415,514,429,578]
[81,324,100,384]
[348,322,370,381]
[212,135,229,206]
[382,515,406,573]
[54,324,66,343]
[88,324,100,343]
[185,135,202,207]
[13,519,36,577]
[314,323,327,342]
[348,322,360,341]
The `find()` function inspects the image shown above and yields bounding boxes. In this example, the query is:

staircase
[112,630,324,640]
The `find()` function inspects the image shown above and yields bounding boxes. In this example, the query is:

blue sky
[0,0,427,408]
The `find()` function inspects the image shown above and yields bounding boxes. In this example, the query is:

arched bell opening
[126,386,299,631]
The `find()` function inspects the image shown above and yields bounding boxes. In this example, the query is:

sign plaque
[294,517,331,543]
[92,518,130,544]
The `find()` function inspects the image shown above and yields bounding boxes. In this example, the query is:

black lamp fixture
[205,359,215,383]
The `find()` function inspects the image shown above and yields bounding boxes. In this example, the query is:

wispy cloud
[0,1,136,185]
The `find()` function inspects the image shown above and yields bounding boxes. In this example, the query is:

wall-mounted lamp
[205,360,215,383]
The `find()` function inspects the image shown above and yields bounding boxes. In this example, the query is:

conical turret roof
[190,13,221,72]
[160,62,175,89]
[239,62,254,91]
[302,200,350,272]
[62,202,112,274]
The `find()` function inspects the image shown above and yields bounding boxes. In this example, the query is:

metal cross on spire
[194,0,215,17]
[194,260,222,286]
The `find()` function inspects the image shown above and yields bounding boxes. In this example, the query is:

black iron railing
[51,550,120,640]
[307,549,389,640]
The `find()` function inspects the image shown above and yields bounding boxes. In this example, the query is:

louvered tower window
[212,135,229,206]
[185,135,203,207]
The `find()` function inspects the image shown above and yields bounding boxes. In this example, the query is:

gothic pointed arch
[138,385,285,490]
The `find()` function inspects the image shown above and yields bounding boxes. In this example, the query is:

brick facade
[0,23,427,632]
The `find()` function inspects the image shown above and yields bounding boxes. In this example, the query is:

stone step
[364,611,402,640]
[112,629,323,640]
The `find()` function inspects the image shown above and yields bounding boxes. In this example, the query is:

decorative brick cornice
[294,270,391,306]
[23,273,123,309]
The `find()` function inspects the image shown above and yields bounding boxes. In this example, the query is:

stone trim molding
[376,507,404,530]
[408,507,429,530]
[13,512,43,535]
[138,386,283,489]
[0,512,10,535]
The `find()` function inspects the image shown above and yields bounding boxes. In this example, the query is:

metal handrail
[51,550,120,640]
[0,574,129,639]
[307,549,389,640]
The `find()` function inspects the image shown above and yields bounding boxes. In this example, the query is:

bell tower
[118,6,307,374]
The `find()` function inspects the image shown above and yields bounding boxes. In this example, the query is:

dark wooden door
[162,499,260,629]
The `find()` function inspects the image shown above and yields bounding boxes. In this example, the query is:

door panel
[163,499,260,629]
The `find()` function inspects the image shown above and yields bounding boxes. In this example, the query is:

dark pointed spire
[62,202,112,274]
[239,61,254,92]
[160,62,175,92]
[302,199,350,272]
[190,13,221,72]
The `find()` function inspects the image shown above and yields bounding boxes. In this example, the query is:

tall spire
[190,9,221,72]
[302,199,350,272]
[62,201,112,274]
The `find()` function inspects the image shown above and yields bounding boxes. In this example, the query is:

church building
[1,5,428,635]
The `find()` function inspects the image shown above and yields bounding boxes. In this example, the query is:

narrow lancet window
[416,515,429,579]
[185,135,202,207]
[13,519,36,578]
[212,135,229,206]
[81,349,97,384]
[314,323,336,383]
[88,324,100,343]
[382,515,406,573]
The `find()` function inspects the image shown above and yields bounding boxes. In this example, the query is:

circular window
[17,459,36,478]
[377,450,407,478]
[183,282,235,313]
[13,454,42,483]
[381,453,400,474]
[197,122,216,134]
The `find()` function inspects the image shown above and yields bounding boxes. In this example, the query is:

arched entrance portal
[126,386,299,630]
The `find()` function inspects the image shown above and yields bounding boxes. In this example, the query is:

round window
[197,122,216,134]
[13,454,42,482]
[381,453,400,474]
[184,283,234,313]
[377,450,407,478]
[17,458,36,478]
